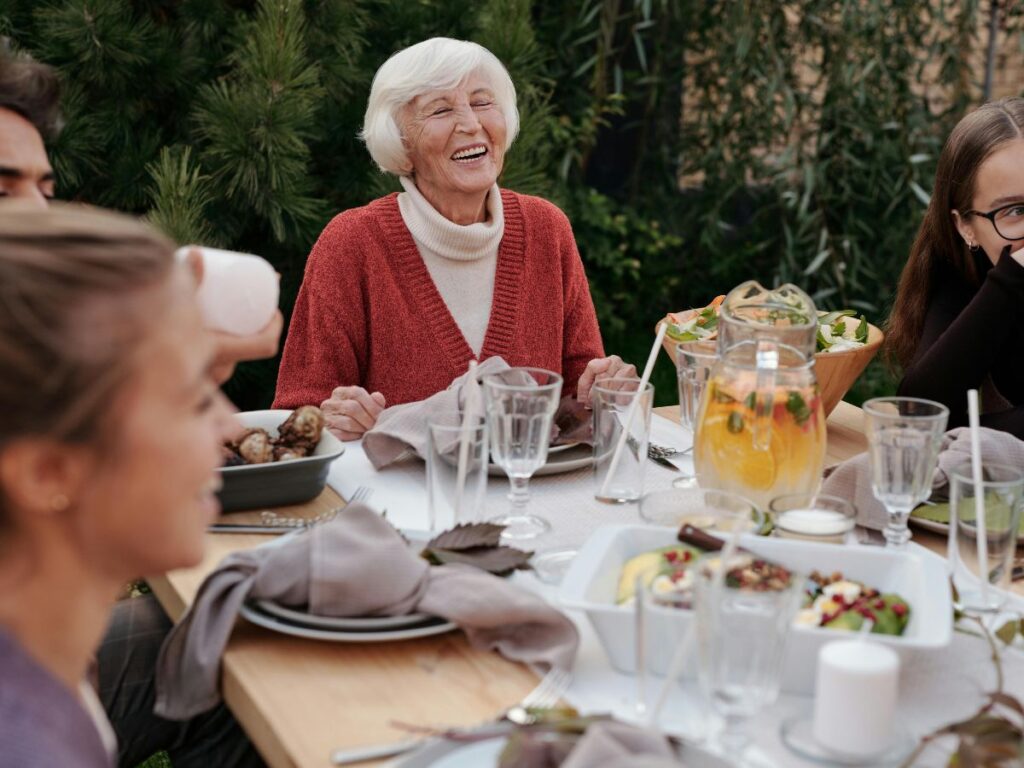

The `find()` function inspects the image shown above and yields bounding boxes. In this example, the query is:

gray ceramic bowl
[217,409,345,513]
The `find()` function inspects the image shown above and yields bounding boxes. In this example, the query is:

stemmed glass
[863,397,948,549]
[482,367,562,540]
[673,342,719,489]
[694,552,804,765]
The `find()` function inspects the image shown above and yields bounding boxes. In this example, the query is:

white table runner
[326,414,1024,766]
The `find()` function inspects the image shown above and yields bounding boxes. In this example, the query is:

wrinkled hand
[209,310,285,384]
[321,386,387,441]
[576,355,638,406]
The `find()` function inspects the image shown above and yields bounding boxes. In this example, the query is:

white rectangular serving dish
[559,525,952,693]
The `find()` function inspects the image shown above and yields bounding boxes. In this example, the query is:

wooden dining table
[147,401,1016,768]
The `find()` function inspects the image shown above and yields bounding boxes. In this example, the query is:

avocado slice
[616,544,703,604]
[824,611,865,632]
[871,595,911,636]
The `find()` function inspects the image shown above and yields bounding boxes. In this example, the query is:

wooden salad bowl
[657,318,884,416]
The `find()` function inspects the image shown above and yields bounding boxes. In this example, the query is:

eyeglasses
[964,202,1024,241]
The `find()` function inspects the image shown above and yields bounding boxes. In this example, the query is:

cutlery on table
[329,669,571,765]
[209,509,339,534]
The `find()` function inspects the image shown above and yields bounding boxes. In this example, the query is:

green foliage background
[3,0,1023,408]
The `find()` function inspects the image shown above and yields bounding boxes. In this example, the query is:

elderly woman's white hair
[361,37,519,176]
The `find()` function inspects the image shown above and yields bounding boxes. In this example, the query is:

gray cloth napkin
[562,721,680,768]
[363,355,511,468]
[153,504,578,719]
[821,426,1024,529]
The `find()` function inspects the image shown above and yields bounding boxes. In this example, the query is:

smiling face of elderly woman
[400,72,507,221]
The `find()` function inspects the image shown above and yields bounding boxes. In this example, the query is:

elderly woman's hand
[576,355,638,406]
[321,386,387,441]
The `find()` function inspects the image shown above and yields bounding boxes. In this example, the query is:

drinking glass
[482,367,562,539]
[638,487,763,533]
[426,416,488,531]
[863,397,948,549]
[694,552,804,765]
[949,463,1024,613]
[673,342,718,490]
[592,378,654,503]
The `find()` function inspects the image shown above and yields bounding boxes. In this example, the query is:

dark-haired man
[0,51,58,206]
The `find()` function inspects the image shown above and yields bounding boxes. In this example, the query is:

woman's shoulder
[316,193,401,243]
[501,189,573,232]
[304,194,401,275]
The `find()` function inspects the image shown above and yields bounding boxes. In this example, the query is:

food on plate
[663,297,870,354]
[236,428,275,464]
[797,570,911,636]
[222,406,325,466]
[616,540,911,635]
[615,544,704,604]
[664,295,724,343]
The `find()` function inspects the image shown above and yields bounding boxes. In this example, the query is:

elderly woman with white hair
[274,37,634,439]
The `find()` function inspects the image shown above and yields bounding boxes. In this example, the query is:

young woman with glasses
[887,97,1024,436]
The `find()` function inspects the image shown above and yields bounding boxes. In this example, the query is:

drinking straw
[454,360,480,523]
[599,322,667,497]
[967,389,990,608]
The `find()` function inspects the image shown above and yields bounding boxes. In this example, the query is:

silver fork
[647,442,692,461]
[329,668,572,765]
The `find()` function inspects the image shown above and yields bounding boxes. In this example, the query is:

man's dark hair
[0,45,62,141]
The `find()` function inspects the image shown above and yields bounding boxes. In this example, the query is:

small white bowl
[559,525,952,693]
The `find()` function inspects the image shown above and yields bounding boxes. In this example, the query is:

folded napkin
[153,504,577,719]
[561,721,680,768]
[822,426,1024,530]
[363,356,511,468]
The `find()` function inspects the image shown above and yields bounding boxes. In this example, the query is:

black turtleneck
[898,246,1024,437]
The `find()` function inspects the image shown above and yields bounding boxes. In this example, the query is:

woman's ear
[0,439,92,522]
[951,210,977,248]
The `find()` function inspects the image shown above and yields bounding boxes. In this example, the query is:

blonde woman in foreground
[0,205,258,767]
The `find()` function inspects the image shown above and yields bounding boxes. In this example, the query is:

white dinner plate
[394,727,730,767]
[240,602,457,643]
[488,443,592,478]
[547,441,581,454]
[252,599,434,631]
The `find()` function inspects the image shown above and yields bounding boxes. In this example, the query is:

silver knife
[330,737,425,765]
[208,524,298,534]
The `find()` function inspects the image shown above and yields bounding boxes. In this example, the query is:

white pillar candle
[813,639,899,757]
[176,246,279,336]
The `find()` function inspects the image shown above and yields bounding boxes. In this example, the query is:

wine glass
[863,397,948,549]
[694,552,804,765]
[482,367,562,540]
[674,342,719,489]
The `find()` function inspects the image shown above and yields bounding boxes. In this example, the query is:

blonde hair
[361,37,519,175]
[0,204,175,448]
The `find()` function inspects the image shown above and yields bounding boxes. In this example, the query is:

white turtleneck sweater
[397,176,503,356]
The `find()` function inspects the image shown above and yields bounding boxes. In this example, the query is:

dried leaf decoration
[420,523,533,576]
[426,522,504,551]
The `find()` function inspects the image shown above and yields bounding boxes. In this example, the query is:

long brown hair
[0,204,174,454]
[886,97,1024,369]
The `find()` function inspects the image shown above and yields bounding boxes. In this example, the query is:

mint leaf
[786,391,812,425]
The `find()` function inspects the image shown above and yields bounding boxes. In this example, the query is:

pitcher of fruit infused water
[693,282,826,509]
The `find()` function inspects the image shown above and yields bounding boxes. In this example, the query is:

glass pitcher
[694,282,826,509]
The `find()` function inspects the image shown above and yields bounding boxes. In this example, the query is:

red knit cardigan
[273,189,605,409]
